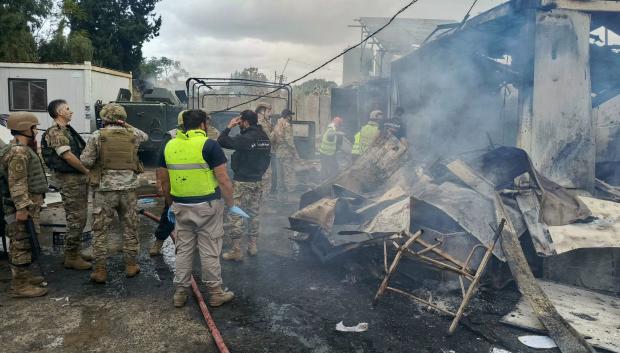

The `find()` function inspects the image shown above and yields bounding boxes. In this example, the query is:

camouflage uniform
[1,143,45,267]
[272,119,297,193]
[43,122,88,255]
[229,181,262,240]
[81,121,148,263]
[258,113,274,196]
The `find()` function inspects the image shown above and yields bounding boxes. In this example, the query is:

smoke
[392,24,530,164]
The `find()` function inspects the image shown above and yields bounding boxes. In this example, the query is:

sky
[142,0,505,85]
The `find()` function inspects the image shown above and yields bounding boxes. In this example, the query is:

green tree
[232,67,269,82]
[0,0,52,61]
[65,0,162,72]
[294,79,337,96]
[139,56,188,82]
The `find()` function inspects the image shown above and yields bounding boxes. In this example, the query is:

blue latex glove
[229,205,250,218]
[167,207,176,224]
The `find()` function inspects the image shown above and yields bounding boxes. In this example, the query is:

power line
[211,0,420,113]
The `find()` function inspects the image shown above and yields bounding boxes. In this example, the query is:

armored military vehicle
[94,87,186,158]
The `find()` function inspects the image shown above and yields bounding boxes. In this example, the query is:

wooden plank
[502,280,620,353]
[446,160,496,199]
[515,192,554,255]
[495,193,596,353]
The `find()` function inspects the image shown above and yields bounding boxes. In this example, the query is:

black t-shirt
[159,137,227,170]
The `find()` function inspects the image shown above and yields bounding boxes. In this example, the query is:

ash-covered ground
[0,183,560,353]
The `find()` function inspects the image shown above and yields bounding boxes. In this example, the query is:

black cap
[281,109,295,117]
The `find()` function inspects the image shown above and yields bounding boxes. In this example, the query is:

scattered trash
[490,348,511,353]
[335,321,369,332]
[51,296,69,302]
[518,335,558,349]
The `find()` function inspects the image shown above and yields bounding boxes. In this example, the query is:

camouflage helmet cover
[7,112,40,131]
[100,103,127,123]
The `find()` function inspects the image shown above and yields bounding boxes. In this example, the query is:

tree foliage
[139,56,188,82]
[232,67,269,82]
[0,0,52,61]
[65,0,162,72]
[38,17,94,63]
[294,79,337,96]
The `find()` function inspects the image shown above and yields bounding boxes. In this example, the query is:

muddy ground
[0,184,563,353]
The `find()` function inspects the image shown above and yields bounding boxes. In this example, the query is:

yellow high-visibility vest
[319,125,337,156]
[351,122,379,155]
[164,129,218,201]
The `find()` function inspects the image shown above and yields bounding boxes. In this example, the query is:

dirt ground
[0,184,564,353]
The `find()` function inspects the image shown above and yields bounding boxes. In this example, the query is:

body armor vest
[100,128,139,171]
[0,144,48,208]
[41,124,86,173]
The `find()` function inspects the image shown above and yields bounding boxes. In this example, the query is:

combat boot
[173,287,189,308]
[149,239,165,257]
[90,260,107,284]
[80,252,93,261]
[8,268,48,298]
[222,239,243,262]
[23,269,45,285]
[125,257,140,277]
[207,286,234,307]
[64,252,92,270]
[247,237,258,256]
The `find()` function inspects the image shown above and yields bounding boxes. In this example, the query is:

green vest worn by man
[164,129,218,203]
[351,121,380,156]
[0,144,48,208]
[319,125,337,156]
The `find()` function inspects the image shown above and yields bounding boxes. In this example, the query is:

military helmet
[257,102,272,110]
[7,112,39,131]
[100,103,127,123]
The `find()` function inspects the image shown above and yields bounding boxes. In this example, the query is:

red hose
[139,209,231,353]
[138,193,161,199]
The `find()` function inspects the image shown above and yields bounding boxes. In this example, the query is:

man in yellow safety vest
[319,116,344,180]
[351,110,383,161]
[159,110,238,308]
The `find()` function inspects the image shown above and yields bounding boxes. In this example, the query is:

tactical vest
[0,144,48,208]
[351,122,379,155]
[164,129,219,203]
[319,126,337,156]
[41,124,86,173]
[99,128,139,171]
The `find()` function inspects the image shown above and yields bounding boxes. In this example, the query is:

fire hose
[138,208,231,353]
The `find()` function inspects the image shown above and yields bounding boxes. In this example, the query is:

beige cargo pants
[171,199,225,289]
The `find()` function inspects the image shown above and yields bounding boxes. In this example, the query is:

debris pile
[289,141,620,350]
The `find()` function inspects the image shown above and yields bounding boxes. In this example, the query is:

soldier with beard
[0,112,48,298]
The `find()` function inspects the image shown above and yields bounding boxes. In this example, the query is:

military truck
[186,77,316,159]
[94,87,186,159]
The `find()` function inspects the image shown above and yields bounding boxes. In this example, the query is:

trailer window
[8,79,47,111]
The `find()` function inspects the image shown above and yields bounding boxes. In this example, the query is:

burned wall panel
[527,9,595,190]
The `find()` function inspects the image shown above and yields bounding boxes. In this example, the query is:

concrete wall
[0,62,131,133]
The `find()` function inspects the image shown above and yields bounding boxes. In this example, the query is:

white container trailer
[0,61,132,134]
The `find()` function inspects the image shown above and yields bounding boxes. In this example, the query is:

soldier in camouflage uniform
[80,103,148,283]
[0,112,48,298]
[41,99,92,270]
[217,110,271,261]
[271,109,298,201]
[256,103,274,198]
